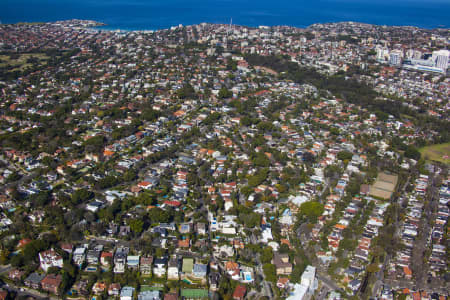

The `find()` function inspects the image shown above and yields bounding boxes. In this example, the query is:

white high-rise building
[376,47,389,62]
[287,265,318,300]
[389,50,403,66]
[301,265,318,293]
[433,50,449,72]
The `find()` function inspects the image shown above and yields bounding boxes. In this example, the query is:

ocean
[1,0,450,30]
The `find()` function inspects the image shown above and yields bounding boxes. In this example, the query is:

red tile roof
[233,285,246,299]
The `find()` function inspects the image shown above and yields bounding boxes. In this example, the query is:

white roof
[121,286,135,297]
[288,195,309,206]
[74,247,86,255]
[301,265,316,287]
[287,284,308,300]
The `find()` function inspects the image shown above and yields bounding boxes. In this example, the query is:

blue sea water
[1,0,450,30]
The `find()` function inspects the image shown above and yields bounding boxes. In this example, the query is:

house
[272,252,292,275]
[87,250,100,265]
[114,247,129,273]
[348,279,361,292]
[69,280,88,297]
[215,244,234,257]
[86,200,104,212]
[138,181,154,190]
[61,243,73,254]
[24,272,45,289]
[153,257,167,277]
[105,190,128,203]
[209,272,220,291]
[178,238,190,248]
[108,283,121,296]
[101,251,113,266]
[0,290,8,300]
[225,261,240,281]
[17,238,31,249]
[225,261,239,273]
[232,285,246,300]
[73,246,86,267]
[93,282,107,294]
[277,277,290,289]
[240,268,254,283]
[196,223,207,235]
[127,255,140,269]
[168,257,180,280]
[120,286,135,300]
[8,269,25,281]
[164,293,178,300]
[179,223,191,234]
[411,291,421,300]
[140,256,153,275]
[107,224,118,235]
[39,249,63,272]
[41,274,62,295]
[192,263,207,279]
[164,200,181,208]
[403,266,412,280]
[153,226,168,237]
[224,198,234,211]
[138,290,161,300]
[119,226,131,236]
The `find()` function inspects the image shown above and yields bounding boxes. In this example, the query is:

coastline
[2,0,450,32]
[4,19,448,33]
[72,19,450,32]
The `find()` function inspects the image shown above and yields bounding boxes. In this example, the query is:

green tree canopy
[71,188,94,205]
[337,150,353,161]
[148,207,171,224]
[128,219,144,234]
[404,145,421,160]
[177,83,196,99]
[260,246,273,264]
[218,87,233,99]
[83,135,106,152]
[141,108,160,122]
[263,263,277,283]
[300,201,324,222]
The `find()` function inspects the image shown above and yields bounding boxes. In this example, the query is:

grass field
[0,53,49,71]
[420,143,450,165]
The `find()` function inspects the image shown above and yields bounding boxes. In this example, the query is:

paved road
[262,281,273,298]
[367,172,412,298]
[411,173,438,290]
[0,264,12,275]
[2,284,58,300]
[372,280,383,298]
[254,255,273,298]
[317,285,330,300]
[316,272,342,292]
